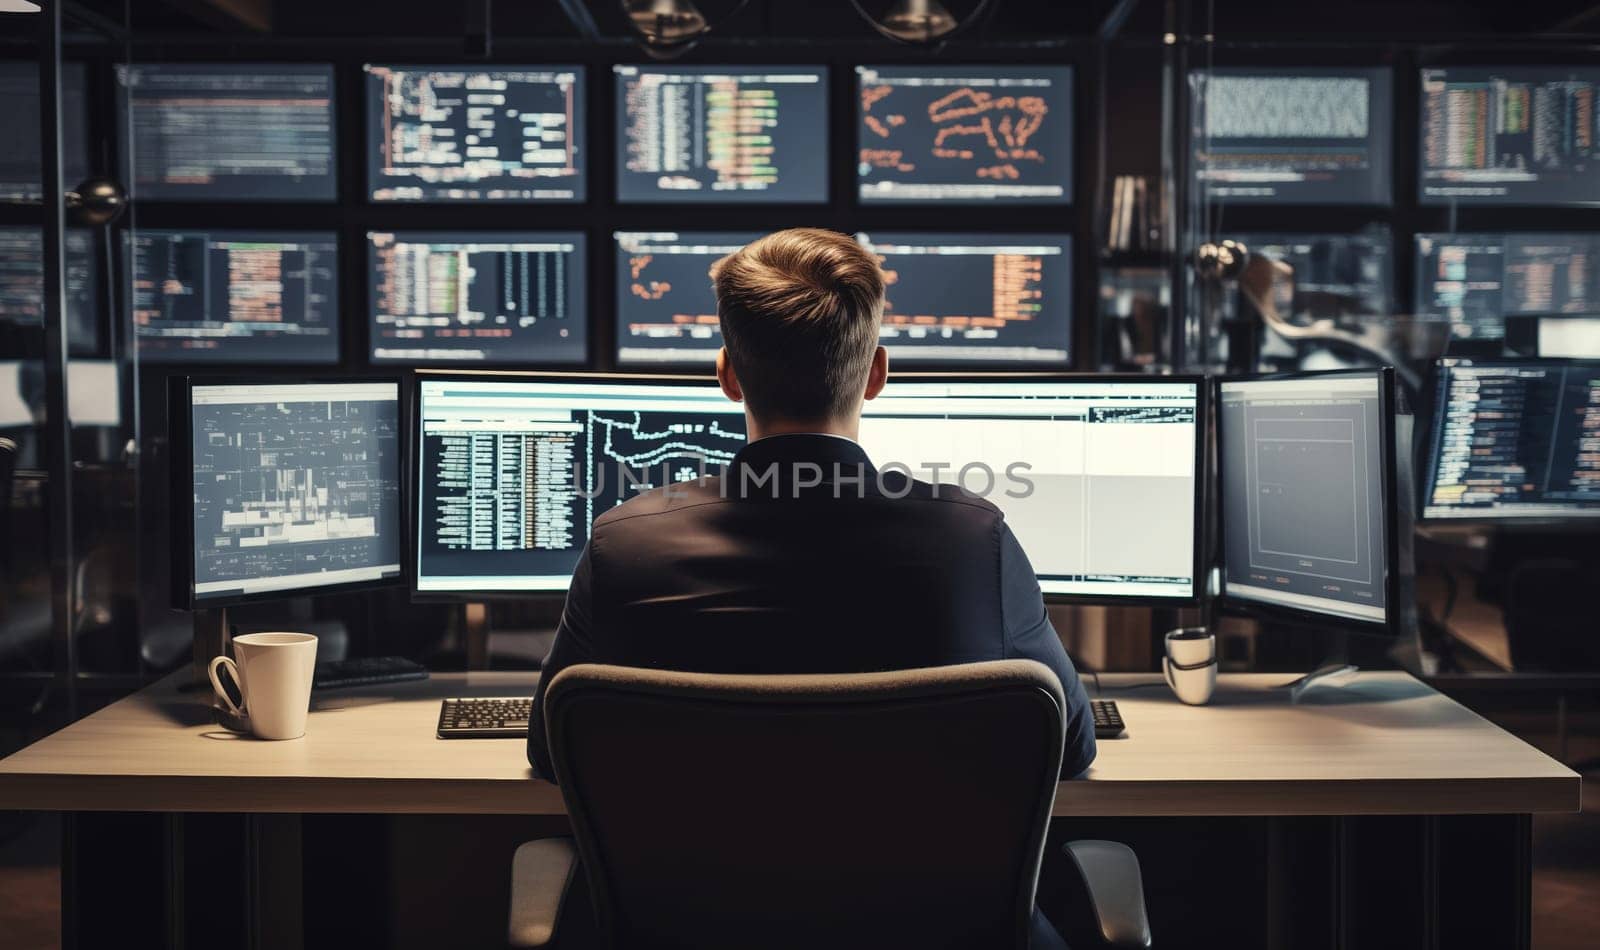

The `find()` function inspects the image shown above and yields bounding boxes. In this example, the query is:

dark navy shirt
[528,433,1098,783]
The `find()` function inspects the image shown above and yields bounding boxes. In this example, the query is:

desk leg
[61,812,77,950]
[1435,814,1533,950]
[1267,816,1436,950]
[60,812,309,950]
[63,812,167,949]
[166,814,186,950]
[1340,816,1431,949]
[248,814,304,950]
[1265,816,1340,950]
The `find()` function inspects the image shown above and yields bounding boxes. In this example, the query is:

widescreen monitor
[364,64,585,202]
[857,232,1073,364]
[1422,358,1600,522]
[131,229,339,364]
[855,65,1073,204]
[1420,67,1600,206]
[367,231,587,365]
[614,231,758,366]
[1190,67,1393,204]
[413,375,1201,601]
[614,65,828,203]
[1217,371,1395,627]
[0,62,90,203]
[125,63,337,201]
[1414,233,1600,343]
[171,379,403,608]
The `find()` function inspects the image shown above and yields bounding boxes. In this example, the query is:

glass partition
[0,1,138,744]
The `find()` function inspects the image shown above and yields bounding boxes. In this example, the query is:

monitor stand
[191,607,232,685]
[1249,621,1397,702]
[463,602,490,671]
[1284,662,1361,703]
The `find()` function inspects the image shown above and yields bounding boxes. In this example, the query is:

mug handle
[1162,656,1176,692]
[208,655,245,719]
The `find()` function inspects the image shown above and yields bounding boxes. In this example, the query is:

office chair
[509,660,1151,949]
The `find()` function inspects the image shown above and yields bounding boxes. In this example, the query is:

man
[528,226,1096,779]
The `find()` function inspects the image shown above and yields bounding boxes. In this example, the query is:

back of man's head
[713,228,885,423]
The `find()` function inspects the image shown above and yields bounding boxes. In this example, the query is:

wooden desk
[0,671,1579,950]
[0,671,1578,817]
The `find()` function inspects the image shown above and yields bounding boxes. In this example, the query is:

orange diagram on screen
[861,85,1049,180]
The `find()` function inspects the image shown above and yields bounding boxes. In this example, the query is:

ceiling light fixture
[622,0,749,58]
[849,0,992,45]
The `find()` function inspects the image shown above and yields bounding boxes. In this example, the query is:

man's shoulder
[590,471,1009,530]
[883,472,1006,520]
[592,477,728,528]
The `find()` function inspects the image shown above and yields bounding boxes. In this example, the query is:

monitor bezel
[891,372,1207,607]
[408,369,1208,607]
[124,62,340,204]
[611,63,832,206]
[1213,367,1400,636]
[130,228,344,367]
[407,369,719,602]
[169,374,409,612]
[360,63,589,205]
[1416,65,1600,210]
[609,230,1079,372]
[1186,64,1397,208]
[1416,357,1600,530]
[852,63,1076,207]
[364,229,591,368]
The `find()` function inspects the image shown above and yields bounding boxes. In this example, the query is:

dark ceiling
[61,0,1600,43]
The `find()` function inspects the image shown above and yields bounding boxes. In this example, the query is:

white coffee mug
[1162,627,1217,706]
[208,632,318,740]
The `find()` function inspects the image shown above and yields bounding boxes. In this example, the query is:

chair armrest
[1063,840,1152,949]
[508,837,579,948]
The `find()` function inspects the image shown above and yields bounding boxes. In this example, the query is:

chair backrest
[544,660,1065,950]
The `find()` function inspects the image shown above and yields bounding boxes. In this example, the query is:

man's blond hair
[713,228,885,421]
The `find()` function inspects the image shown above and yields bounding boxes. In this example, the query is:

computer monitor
[0,61,90,203]
[1419,67,1600,206]
[860,377,1202,600]
[856,232,1073,365]
[1190,67,1393,204]
[1227,231,1393,322]
[170,379,404,608]
[124,63,337,201]
[367,231,587,365]
[0,227,101,354]
[363,64,585,202]
[614,231,758,366]
[614,64,828,203]
[1422,358,1600,523]
[855,64,1072,204]
[1414,233,1600,343]
[131,229,339,364]
[1216,371,1396,628]
[413,374,1202,602]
